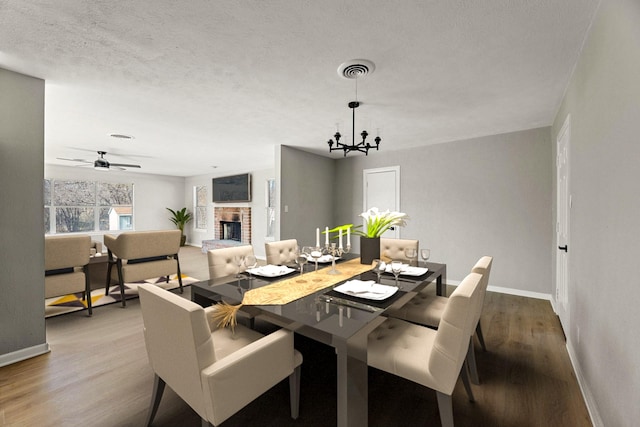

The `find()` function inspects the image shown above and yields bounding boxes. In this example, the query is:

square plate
[247,265,296,278]
[383,264,429,276]
[333,280,398,300]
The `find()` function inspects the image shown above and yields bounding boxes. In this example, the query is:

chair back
[471,256,493,326]
[44,235,91,298]
[208,245,255,279]
[265,239,299,265]
[380,238,418,261]
[138,284,216,419]
[104,229,181,259]
[428,272,482,394]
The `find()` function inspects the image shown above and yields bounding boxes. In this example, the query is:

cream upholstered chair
[207,245,255,280]
[368,272,482,427]
[45,235,93,316]
[380,238,418,262]
[104,229,183,307]
[138,284,302,427]
[265,239,299,265]
[386,256,493,384]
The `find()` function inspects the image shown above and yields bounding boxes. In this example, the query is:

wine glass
[404,248,417,266]
[245,254,257,280]
[371,259,386,283]
[296,253,308,278]
[310,246,325,272]
[420,248,431,264]
[234,255,245,278]
[390,260,404,287]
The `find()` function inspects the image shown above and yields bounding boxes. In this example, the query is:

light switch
[284,205,289,213]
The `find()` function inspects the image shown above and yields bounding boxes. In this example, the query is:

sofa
[104,229,183,307]
[45,234,93,316]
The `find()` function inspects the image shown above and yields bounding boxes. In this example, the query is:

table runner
[212,258,373,329]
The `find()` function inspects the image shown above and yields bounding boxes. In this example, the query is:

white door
[363,166,400,238]
[556,115,571,331]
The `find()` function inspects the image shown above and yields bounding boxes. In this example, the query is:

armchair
[138,284,302,426]
[45,235,92,316]
[104,229,183,307]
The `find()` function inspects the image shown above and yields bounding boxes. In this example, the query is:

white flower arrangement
[354,207,409,238]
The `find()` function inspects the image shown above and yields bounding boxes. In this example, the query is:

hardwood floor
[0,254,592,427]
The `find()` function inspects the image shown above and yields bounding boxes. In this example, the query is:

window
[44,179,134,234]
[194,185,207,230]
[266,179,276,238]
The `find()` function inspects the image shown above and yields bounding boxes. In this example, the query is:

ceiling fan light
[94,165,109,171]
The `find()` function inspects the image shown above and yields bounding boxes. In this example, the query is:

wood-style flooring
[0,248,592,426]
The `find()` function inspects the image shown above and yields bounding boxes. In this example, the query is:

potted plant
[167,207,193,246]
[336,208,409,264]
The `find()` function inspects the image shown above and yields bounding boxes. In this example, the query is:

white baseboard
[566,339,604,427]
[0,343,50,367]
[444,280,552,300]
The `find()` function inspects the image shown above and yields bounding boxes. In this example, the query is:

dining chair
[207,245,255,280]
[265,239,299,265]
[138,283,303,427]
[368,272,482,427]
[380,238,418,262]
[385,256,493,384]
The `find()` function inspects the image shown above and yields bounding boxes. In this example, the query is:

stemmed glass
[404,248,417,266]
[420,249,431,264]
[390,260,404,287]
[296,252,308,280]
[245,254,257,280]
[372,259,386,283]
[310,246,325,272]
[234,255,245,278]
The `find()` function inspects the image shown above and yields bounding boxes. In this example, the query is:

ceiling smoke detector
[337,59,376,79]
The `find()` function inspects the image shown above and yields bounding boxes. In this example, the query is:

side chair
[380,237,419,262]
[265,239,299,265]
[138,284,303,427]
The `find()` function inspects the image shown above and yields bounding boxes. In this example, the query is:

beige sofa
[45,235,93,316]
[104,229,183,307]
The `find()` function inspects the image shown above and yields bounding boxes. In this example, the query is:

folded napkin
[248,264,293,277]
[333,280,398,300]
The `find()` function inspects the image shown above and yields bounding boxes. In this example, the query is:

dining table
[190,254,447,427]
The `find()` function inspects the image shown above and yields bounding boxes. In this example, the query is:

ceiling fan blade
[109,163,141,168]
[57,157,92,163]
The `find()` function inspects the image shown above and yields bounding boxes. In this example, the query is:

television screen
[212,173,251,202]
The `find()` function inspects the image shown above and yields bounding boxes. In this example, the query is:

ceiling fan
[57,151,142,171]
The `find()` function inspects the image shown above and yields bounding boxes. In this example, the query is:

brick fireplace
[213,207,251,244]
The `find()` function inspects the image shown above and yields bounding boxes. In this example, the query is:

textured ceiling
[1,0,600,176]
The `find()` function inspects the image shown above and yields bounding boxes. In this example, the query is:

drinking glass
[310,247,325,272]
[404,248,417,266]
[234,255,245,278]
[372,259,385,283]
[296,253,308,278]
[245,254,257,280]
[420,249,431,263]
[390,260,404,287]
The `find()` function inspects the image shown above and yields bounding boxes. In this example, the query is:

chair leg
[467,337,480,384]
[436,391,455,427]
[116,259,126,307]
[460,361,476,402]
[145,374,166,427]
[176,254,184,294]
[83,265,93,316]
[289,365,301,419]
[105,254,114,296]
[476,321,487,352]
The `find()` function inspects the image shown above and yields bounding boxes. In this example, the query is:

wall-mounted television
[212,173,251,203]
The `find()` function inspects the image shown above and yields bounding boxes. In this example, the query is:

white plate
[247,265,296,278]
[305,254,340,263]
[333,280,398,301]
[383,264,429,276]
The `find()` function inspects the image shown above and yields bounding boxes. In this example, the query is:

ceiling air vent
[337,59,376,79]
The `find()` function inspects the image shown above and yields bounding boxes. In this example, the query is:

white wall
[184,168,274,259]
[334,127,553,295]
[45,164,185,245]
[551,0,640,425]
[0,68,48,364]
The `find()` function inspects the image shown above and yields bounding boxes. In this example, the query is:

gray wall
[551,0,640,424]
[334,127,553,294]
[279,146,335,246]
[0,68,47,363]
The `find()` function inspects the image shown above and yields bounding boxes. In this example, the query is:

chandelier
[327,60,381,157]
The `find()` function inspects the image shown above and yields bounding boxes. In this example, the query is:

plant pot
[360,236,380,265]
[180,234,187,246]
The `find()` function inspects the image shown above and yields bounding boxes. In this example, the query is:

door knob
[558,245,568,252]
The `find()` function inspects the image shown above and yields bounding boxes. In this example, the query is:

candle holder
[326,242,351,275]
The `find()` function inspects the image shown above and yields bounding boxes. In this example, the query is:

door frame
[363,166,400,239]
